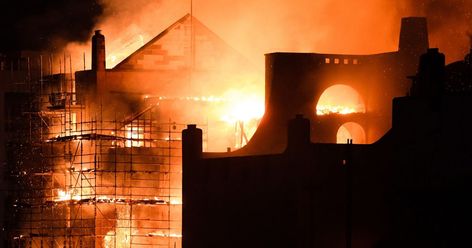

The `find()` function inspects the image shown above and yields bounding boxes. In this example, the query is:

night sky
[0,0,103,51]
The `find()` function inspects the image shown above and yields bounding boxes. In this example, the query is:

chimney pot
[92,30,106,71]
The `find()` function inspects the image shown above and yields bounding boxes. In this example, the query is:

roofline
[265,51,399,57]
[112,14,191,70]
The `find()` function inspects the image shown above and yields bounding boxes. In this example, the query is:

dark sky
[0,0,104,52]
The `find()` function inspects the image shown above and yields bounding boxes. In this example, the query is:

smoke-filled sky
[2,0,472,63]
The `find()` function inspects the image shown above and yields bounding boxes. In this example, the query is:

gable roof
[112,14,250,71]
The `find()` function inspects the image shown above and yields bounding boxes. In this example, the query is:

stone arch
[315,84,366,116]
[336,122,366,144]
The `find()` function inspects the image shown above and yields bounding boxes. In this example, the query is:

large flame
[144,89,264,150]
[316,84,365,116]
[220,91,264,123]
[55,189,82,202]
[107,34,146,68]
[316,105,359,115]
[125,125,144,147]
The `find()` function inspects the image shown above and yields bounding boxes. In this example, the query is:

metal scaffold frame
[8,56,207,248]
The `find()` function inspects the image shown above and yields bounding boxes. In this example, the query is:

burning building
[2,10,461,248]
[4,14,260,247]
[182,27,472,248]
[240,17,429,153]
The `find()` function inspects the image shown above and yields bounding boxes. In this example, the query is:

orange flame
[316,105,359,115]
[316,85,365,116]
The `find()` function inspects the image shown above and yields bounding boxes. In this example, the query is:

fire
[220,93,264,123]
[146,95,225,103]
[147,231,182,238]
[106,34,147,68]
[316,84,365,116]
[101,198,182,247]
[170,198,182,205]
[103,207,132,248]
[125,126,144,147]
[316,105,359,115]
[104,231,115,248]
[55,189,82,202]
[144,91,265,150]
[218,91,264,148]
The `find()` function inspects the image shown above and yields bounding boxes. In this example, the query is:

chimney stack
[410,48,446,98]
[399,17,429,57]
[92,30,106,71]
[286,114,311,153]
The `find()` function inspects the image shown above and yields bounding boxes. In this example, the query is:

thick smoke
[193,0,472,63]
[403,0,472,61]
[94,0,472,66]
[194,0,404,61]
[1,0,104,52]
[4,0,472,62]
[82,0,406,70]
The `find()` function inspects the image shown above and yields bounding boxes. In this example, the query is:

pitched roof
[112,14,250,71]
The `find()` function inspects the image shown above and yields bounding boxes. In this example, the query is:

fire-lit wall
[9,88,186,247]
[4,13,268,248]
[4,13,439,248]
[182,48,472,248]
[76,14,262,151]
[240,17,429,154]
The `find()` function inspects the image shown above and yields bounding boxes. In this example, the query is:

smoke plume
[4,0,472,63]
[403,0,472,61]
[93,0,472,66]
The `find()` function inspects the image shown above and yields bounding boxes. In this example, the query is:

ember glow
[125,126,144,147]
[145,91,265,150]
[316,84,365,116]
[55,189,81,202]
[7,0,472,247]
[317,105,359,116]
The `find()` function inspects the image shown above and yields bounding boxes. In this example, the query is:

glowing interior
[336,122,366,144]
[316,84,366,115]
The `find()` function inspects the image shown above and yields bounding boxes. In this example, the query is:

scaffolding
[8,60,207,247]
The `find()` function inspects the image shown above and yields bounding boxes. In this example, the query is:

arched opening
[337,122,366,144]
[316,84,365,115]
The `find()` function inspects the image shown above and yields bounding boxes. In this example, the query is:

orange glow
[103,231,116,248]
[125,126,144,147]
[145,91,265,150]
[93,1,405,69]
[317,105,359,115]
[316,85,365,116]
[106,34,146,68]
[220,91,264,123]
[55,189,82,202]
[337,122,366,144]
[103,209,132,248]
[147,231,182,238]
[214,90,264,149]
